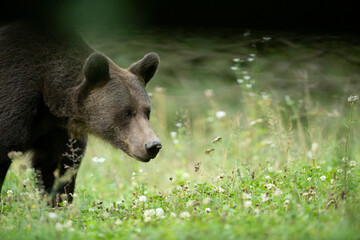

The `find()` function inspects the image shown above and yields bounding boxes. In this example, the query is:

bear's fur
[0,21,161,205]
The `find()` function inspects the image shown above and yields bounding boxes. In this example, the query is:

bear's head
[74,52,161,162]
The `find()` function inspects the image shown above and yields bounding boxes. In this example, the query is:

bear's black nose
[145,141,162,158]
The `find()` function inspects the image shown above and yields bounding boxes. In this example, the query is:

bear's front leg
[31,128,87,207]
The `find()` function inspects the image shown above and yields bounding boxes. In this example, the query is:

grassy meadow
[1,29,360,239]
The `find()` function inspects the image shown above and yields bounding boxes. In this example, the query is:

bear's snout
[145,140,162,158]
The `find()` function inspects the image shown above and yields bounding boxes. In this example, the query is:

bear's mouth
[132,154,152,163]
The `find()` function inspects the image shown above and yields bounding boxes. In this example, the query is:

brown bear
[0,21,162,205]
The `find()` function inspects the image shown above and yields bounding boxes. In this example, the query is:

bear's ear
[83,52,110,83]
[128,52,160,85]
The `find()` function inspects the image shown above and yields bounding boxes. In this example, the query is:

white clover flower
[175,123,182,128]
[237,79,244,83]
[170,132,177,137]
[316,166,321,169]
[331,179,335,184]
[115,219,122,225]
[7,190,13,195]
[173,139,180,144]
[143,209,155,219]
[170,212,177,218]
[242,193,252,200]
[244,201,252,208]
[205,208,211,213]
[307,177,311,181]
[337,168,343,173]
[216,111,226,119]
[268,167,274,172]
[186,200,194,208]
[179,211,191,219]
[262,37,271,41]
[233,58,240,62]
[218,187,225,193]
[139,195,147,203]
[156,208,165,218]
[265,175,271,181]
[92,157,105,163]
[231,66,238,70]
[349,160,356,167]
[247,57,254,62]
[139,169,143,173]
[64,220,73,228]
[273,188,282,197]
[261,193,269,202]
[320,176,326,181]
[48,212,58,219]
[89,208,95,212]
[283,200,290,207]
[144,216,151,222]
[243,75,251,80]
[245,84,252,88]
[347,95,359,103]
[249,53,256,57]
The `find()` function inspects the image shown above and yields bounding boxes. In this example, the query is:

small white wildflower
[64,220,73,228]
[331,179,335,184]
[265,175,271,181]
[337,168,343,173]
[231,66,238,70]
[175,122,182,128]
[170,132,177,138]
[320,176,326,181]
[261,193,269,202]
[203,197,212,204]
[204,89,214,97]
[244,200,252,208]
[186,200,194,208]
[249,119,263,126]
[115,219,122,225]
[242,193,252,200]
[89,208,95,212]
[283,200,290,207]
[349,160,356,167]
[245,84,252,88]
[264,183,274,189]
[316,166,321,169]
[237,79,244,83]
[179,211,191,219]
[156,208,165,218]
[205,208,211,213]
[249,53,256,57]
[243,75,251,80]
[55,223,63,231]
[218,187,225,193]
[311,142,319,153]
[170,212,177,218]
[139,195,147,203]
[262,37,271,41]
[307,151,313,159]
[144,216,151,222]
[6,190,13,195]
[253,209,260,215]
[347,95,359,103]
[247,57,254,62]
[342,157,348,162]
[307,177,311,181]
[216,111,226,119]
[268,167,274,172]
[139,169,143,173]
[144,209,155,219]
[233,58,240,62]
[273,188,282,197]
[48,212,58,219]
[173,139,180,144]
[92,157,105,163]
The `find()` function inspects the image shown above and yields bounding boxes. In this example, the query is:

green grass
[1,29,360,239]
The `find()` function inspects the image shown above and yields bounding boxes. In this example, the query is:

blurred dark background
[0,0,358,33]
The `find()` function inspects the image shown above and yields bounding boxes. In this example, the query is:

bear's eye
[125,110,133,117]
